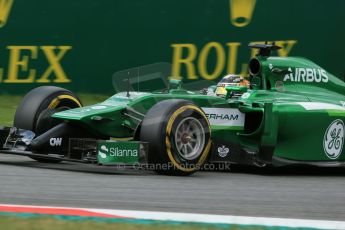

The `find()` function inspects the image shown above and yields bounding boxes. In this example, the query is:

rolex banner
[0,0,344,94]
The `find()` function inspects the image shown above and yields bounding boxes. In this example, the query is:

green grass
[0,216,266,230]
[0,94,108,126]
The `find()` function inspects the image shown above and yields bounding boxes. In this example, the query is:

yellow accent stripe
[48,95,82,109]
[165,105,211,173]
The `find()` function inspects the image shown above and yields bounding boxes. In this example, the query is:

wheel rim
[174,117,205,160]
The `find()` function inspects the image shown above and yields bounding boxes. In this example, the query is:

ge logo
[323,119,344,159]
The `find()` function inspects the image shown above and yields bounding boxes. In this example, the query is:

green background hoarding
[0,0,344,94]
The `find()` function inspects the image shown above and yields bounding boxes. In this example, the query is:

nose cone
[52,104,115,120]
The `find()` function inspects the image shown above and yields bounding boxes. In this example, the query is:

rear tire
[140,99,211,176]
[14,86,82,163]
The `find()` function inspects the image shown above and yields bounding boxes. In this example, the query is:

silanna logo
[98,144,138,159]
[98,145,108,159]
[0,0,14,28]
[229,0,256,27]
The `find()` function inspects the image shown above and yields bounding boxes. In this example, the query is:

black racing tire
[140,99,211,176]
[14,86,82,163]
[14,86,82,133]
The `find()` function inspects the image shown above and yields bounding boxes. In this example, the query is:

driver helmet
[215,74,249,96]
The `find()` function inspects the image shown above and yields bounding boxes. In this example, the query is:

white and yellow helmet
[215,74,249,96]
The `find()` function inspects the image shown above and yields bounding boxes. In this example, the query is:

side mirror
[169,79,182,90]
[251,76,261,87]
[225,86,247,99]
[271,68,292,76]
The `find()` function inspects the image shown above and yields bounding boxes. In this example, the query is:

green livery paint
[97,141,140,165]
[52,43,345,166]
[210,125,244,131]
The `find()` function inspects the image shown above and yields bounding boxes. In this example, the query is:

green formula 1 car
[1,43,344,175]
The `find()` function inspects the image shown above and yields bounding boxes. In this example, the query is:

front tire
[14,86,82,134]
[140,99,211,176]
[14,86,82,163]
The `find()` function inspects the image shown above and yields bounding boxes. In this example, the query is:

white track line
[1,204,345,229]
[89,209,345,229]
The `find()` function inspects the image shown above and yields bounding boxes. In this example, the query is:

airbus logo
[0,0,14,28]
[283,67,328,83]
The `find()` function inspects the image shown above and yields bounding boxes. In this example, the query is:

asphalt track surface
[1,155,345,221]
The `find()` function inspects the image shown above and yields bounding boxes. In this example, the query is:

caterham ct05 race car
[1,43,344,175]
